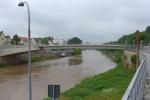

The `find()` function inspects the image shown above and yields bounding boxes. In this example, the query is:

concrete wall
[0,49,74,65]
[123,49,136,69]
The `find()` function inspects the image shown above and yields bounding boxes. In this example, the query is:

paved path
[143,48,150,100]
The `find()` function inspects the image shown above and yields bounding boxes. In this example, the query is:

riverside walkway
[143,48,150,100]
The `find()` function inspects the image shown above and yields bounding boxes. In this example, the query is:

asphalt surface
[142,48,150,100]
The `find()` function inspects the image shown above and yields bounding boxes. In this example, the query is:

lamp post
[18,2,32,100]
[136,30,140,69]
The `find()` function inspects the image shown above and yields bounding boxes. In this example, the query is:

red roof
[19,37,28,43]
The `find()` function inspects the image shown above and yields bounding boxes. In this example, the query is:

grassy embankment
[72,48,82,55]
[44,49,134,100]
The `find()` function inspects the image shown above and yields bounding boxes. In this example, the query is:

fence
[122,54,147,100]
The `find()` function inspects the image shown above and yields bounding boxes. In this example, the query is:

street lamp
[18,2,32,100]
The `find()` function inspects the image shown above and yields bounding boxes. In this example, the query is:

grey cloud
[0,0,150,42]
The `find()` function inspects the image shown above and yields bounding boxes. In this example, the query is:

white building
[0,31,11,46]
[4,35,11,46]
[0,31,5,46]
[52,37,67,45]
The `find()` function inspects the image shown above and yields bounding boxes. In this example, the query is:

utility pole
[136,30,140,69]
[18,2,32,100]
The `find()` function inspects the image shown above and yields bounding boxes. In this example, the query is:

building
[33,38,42,46]
[4,35,11,46]
[19,36,38,46]
[19,36,28,45]
[0,31,11,46]
[0,31,5,46]
[52,37,67,45]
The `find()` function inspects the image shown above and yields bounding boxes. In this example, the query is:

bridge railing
[0,45,37,49]
[122,54,147,100]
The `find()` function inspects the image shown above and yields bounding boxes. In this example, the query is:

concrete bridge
[0,44,124,57]
[0,46,39,56]
[39,44,124,50]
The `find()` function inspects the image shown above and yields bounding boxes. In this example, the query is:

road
[143,48,150,100]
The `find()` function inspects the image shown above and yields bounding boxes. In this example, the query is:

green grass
[57,50,134,100]
[72,48,82,55]
[0,63,10,68]
[59,63,134,100]
[32,55,59,63]
[44,50,134,100]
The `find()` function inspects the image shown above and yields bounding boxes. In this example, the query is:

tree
[67,37,83,44]
[40,37,53,45]
[11,34,21,45]
[145,26,150,32]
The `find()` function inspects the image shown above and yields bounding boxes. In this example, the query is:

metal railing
[122,54,147,100]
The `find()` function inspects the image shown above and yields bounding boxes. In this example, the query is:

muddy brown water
[0,50,116,100]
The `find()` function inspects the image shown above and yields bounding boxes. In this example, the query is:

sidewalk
[143,49,150,100]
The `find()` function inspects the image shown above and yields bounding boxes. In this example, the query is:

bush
[43,97,51,100]
[73,48,82,55]
[130,54,136,64]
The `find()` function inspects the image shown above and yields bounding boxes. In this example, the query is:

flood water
[0,50,116,100]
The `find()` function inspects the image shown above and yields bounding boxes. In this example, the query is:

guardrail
[122,54,147,100]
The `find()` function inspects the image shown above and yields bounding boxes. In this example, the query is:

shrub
[130,54,136,64]
[73,48,81,55]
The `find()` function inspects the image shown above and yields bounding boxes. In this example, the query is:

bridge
[39,44,124,50]
[0,44,123,57]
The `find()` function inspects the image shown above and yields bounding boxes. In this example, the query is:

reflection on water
[0,50,116,100]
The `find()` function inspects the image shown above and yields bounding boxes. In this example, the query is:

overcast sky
[0,0,150,43]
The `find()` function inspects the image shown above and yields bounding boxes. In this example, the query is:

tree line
[10,35,83,45]
[117,26,150,45]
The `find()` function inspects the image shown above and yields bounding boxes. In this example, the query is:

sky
[0,0,150,43]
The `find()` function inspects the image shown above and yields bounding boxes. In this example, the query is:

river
[0,50,116,100]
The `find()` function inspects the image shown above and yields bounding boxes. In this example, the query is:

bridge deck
[0,47,39,56]
[0,45,124,56]
[39,44,124,49]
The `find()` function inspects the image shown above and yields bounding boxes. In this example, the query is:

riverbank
[0,49,81,68]
[56,50,134,100]
[0,55,59,68]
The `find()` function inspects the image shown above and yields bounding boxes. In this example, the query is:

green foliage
[40,37,53,45]
[60,63,134,100]
[130,54,136,64]
[68,37,83,44]
[117,26,150,45]
[43,97,51,100]
[73,48,82,55]
[11,34,21,45]
[100,49,123,63]
[145,26,150,32]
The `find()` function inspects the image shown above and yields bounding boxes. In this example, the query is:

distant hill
[117,26,150,45]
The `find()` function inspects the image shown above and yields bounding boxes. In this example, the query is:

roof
[0,31,4,36]
[19,36,28,43]
[5,35,11,39]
